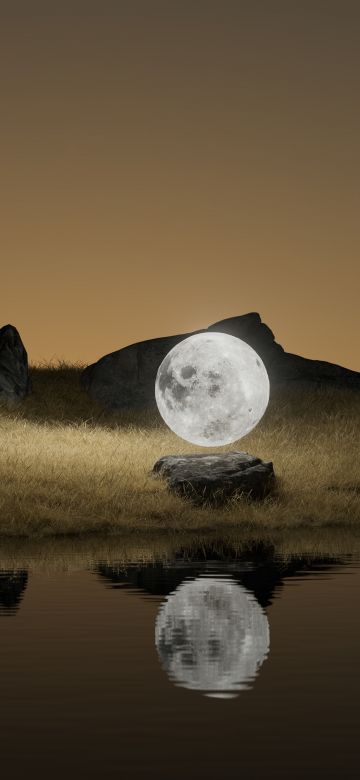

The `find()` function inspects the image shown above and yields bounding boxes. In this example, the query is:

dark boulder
[81,312,360,409]
[0,324,30,404]
[152,451,275,506]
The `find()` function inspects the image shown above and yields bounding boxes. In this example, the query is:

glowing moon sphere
[155,576,270,697]
[155,332,270,446]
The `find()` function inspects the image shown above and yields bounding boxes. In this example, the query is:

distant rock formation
[207,313,285,368]
[81,313,360,409]
[0,324,30,404]
[81,329,198,409]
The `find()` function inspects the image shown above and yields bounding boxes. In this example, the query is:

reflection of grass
[0,361,359,538]
[0,528,359,572]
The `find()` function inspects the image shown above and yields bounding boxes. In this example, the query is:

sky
[1,0,359,369]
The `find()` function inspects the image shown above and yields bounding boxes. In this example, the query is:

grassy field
[0,361,359,539]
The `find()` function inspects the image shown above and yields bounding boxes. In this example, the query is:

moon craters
[155,332,270,446]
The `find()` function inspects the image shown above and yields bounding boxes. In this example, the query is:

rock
[207,312,285,372]
[152,451,275,505]
[272,351,360,388]
[0,324,30,404]
[81,312,360,409]
[81,330,200,410]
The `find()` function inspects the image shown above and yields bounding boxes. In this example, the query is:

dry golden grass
[0,361,359,538]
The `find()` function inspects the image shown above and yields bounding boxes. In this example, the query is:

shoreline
[1,525,360,572]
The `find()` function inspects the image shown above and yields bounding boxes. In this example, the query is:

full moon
[155,332,270,446]
[155,576,270,697]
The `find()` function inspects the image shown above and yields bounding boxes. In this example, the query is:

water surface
[1,542,359,779]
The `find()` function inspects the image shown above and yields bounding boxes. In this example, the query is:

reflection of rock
[96,549,345,609]
[155,576,269,696]
[153,451,275,504]
[0,324,30,405]
[0,570,28,614]
[81,312,360,410]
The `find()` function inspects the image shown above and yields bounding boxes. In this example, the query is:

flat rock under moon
[155,332,270,447]
[153,451,275,505]
[155,576,270,697]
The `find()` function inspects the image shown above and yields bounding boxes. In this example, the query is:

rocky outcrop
[272,351,360,386]
[208,314,360,388]
[81,330,199,409]
[207,313,285,369]
[152,451,275,505]
[0,324,30,404]
[80,312,360,409]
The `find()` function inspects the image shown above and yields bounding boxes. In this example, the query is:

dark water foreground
[1,534,359,779]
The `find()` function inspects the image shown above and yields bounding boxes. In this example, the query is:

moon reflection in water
[155,576,270,698]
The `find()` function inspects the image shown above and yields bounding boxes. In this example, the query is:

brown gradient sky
[2,1,359,368]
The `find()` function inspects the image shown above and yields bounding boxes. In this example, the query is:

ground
[0,362,359,540]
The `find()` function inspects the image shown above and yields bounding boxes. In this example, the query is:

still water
[0,543,359,779]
